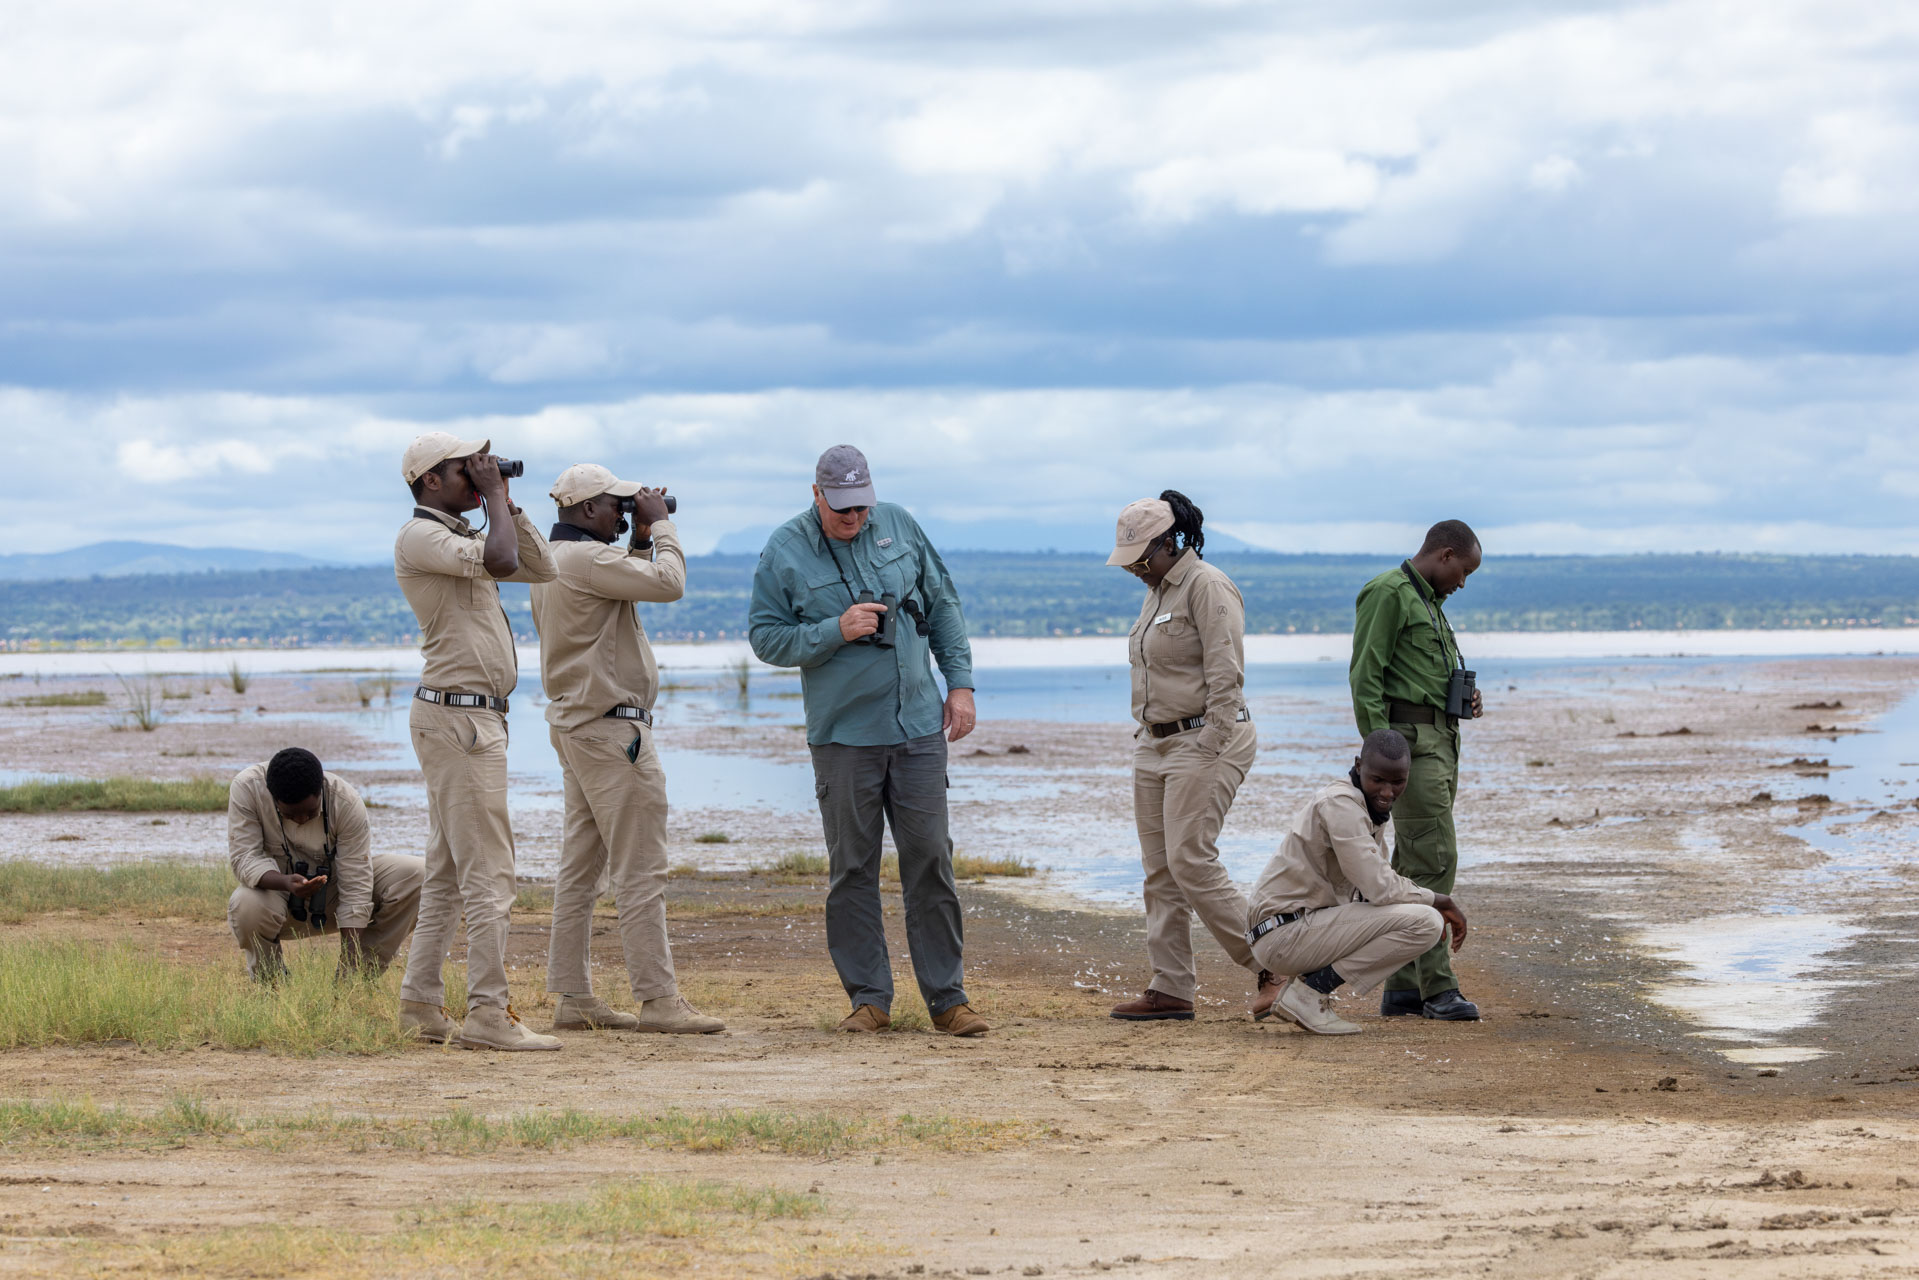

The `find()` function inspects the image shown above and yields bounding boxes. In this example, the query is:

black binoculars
[287,860,329,929]
[854,590,899,648]
[617,493,678,516]
[1445,668,1478,721]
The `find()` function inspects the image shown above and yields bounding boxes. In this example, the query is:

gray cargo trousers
[809,731,969,1017]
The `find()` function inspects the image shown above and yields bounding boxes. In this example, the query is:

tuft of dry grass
[6,689,108,707]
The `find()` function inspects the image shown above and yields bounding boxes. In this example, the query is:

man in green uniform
[1349,519,1484,1021]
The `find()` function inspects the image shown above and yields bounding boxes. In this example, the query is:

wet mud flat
[6,656,1919,1275]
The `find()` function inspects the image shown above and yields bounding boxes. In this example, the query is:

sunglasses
[828,504,871,516]
[1125,534,1169,570]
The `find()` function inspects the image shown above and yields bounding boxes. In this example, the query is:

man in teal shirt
[1349,519,1484,1022]
[749,445,988,1037]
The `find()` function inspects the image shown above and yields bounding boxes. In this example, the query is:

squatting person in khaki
[394,432,560,1052]
[227,747,423,980]
[1106,491,1282,1023]
[1246,729,1470,1035]
[530,464,723,1036]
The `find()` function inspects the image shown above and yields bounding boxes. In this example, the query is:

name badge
[877,537,893,548]
[1153,613,1173,625]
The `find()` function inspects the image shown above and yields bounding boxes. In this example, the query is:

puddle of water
[1638,914,1863,1044]
[1719,1046,1831,1065]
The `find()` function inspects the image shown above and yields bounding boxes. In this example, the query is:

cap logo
[845,470,861,482]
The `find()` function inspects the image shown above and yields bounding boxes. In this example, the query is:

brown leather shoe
[837,1004,891,1033]
[932,1003,990,1037]
[1110,990,1195,1021]
[1251,970,1288,1021]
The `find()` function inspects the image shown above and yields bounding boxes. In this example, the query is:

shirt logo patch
[877,537,893,548]
[1153,613,1173,625]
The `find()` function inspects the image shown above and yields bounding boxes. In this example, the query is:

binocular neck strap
[278,784,339,868]
[1401,562,1462,671]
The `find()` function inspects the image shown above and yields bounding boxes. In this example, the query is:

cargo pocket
[1389,816,1445,880]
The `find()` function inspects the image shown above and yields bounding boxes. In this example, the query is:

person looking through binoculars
[748,445,988,1037]
[393,431,560,1051]
[530,464,723,1036]
[226,747,423,983]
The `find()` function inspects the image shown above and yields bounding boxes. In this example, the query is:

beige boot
[458,1004,563,1051]
[1274,982,1361,1036]
[553,994,642,1031]
[634,994,725,1035]
[399,1000,457,1044]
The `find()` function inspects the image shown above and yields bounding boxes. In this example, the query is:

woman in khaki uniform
[1107,492,1280,1022]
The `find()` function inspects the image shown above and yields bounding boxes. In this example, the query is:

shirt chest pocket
[1145,613,1196,663]
[871,544,915,598]
[801,570,849,622]
[463,577,496,611]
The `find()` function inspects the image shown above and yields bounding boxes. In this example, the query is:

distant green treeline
[5,552,1919,647]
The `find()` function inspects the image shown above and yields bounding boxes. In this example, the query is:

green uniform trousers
[1384,718,1459,997]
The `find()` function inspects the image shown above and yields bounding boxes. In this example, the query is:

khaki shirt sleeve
[329,782,374,930]
[502,509,558,584]
[395,520,488,579]
[1192,573,1246,754]
[1324,798,1436,907]
[227,783,280,890]
[587,520,687,603]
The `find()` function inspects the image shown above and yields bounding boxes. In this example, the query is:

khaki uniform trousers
[545,720,676,1002]
[228,853,425,980]
[1250,901,1444,996]
[1133,719,1259,1001]
[399,699,518,1011]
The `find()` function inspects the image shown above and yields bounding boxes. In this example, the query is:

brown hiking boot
[1110,990,1195,1021]
[837,1004,891,1033]
[552,994,642,1031]
[1251,971,1288,1021]
[399,1000,457,1044]
[458,1004,563,1052]
[932,1003,990,1037]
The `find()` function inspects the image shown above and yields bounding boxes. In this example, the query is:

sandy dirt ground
[4,658,1919,1277]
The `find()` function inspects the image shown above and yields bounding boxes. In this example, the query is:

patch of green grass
[0,939,417,1055]
[879,852,1037,882]
[0,1094,1024,1158]
[72,1178,838,1279]
[0,776,228,813]
[6,690,108,707]
[758,851,828,878]
[693,831,732,844]
[0,860,232,924]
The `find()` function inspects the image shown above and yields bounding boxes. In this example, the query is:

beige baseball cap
[402,431,490,485]
[1106,498,1175,566]
[550,463,643,507]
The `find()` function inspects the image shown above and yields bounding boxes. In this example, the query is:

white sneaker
[635,994,725,1034]
[458,1004,564,1051]
[1275,981,1362,1036]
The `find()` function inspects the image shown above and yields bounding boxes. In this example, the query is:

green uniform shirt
[1349,562,1461,737]
[748,502,974,747]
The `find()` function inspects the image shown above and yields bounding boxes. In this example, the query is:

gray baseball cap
[815,444,876,510]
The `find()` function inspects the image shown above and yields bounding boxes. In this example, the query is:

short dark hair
[264,748,325,805]
[1360,728,1410,765]
[1159,489,1205,558]
[1419,519,1479,557]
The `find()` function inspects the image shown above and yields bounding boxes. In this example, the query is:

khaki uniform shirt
[1248,778,1436,926]
[1127,549,1247,753]
[227,764,376,928]
[531,520,686,731]
[394,506,557,699]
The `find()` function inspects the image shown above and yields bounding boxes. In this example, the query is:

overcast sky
[6,0,1919,558]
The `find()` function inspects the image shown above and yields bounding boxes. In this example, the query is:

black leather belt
[1245,910,1308,947]
[415,686,508,713]
[1388,701,1443,726]
[604,705,653,725]
[1147,707,1251,739]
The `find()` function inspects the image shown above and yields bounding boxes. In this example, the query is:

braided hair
[1159,489,1205,558]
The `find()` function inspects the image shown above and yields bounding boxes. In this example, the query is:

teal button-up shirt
[748,502,975,747]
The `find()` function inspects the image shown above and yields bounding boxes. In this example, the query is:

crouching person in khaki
[1245,730,1470,1035]
[227,749,423,981]
[530,464,722,1036]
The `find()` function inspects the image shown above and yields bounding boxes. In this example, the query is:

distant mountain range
[0,541,345,582]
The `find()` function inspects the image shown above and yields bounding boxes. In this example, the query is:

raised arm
[748,547,844,669]
[503,508,558,584]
